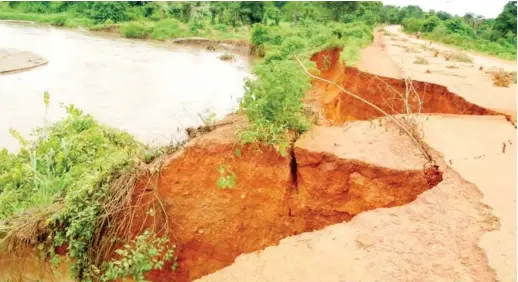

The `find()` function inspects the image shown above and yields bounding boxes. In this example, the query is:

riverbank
[0,11,249,42]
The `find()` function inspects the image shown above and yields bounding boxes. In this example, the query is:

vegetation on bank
[1,1,515,60]
[0,98,179,281]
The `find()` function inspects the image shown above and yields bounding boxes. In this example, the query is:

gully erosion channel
[0,22,252,152]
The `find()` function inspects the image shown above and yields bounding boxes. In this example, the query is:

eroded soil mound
[308,48,502,124]
[139,115,441,281]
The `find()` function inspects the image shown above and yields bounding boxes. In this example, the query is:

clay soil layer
[142,115,440,281]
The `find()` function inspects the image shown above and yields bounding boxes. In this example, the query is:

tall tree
[493,1,517,39]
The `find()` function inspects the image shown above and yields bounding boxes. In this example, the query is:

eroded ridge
[308,48,504,124]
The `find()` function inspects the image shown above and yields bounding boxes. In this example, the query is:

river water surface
[0,22,251,151]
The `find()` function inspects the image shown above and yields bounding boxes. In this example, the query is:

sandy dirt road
[381,25,516,121]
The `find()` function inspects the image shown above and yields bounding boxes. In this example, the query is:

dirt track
[381,25,516,121]
[198,27,517,282]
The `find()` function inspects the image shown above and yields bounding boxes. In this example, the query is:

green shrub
[240,60,313,145]
[281,36,307,56]
[402,17,425,32]
[214,23,229,31]
[50,15,67,26]
[102,230,178,282]
[251,23,269,46]
[90,1,129,23]
[121,22,151,39]
[150,19,182,40]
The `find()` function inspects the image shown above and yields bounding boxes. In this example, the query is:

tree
[322,2,359,21]
[397,5,424,23]
[493,1,517,39]
[380,5,399,24]
[422,16,440,32]
[436,11,452,21]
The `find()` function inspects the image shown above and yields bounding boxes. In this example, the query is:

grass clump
[0,97,178,281]
[150,18,183,40]
[445,64,459,69]
[489,69,517,87]
[413,56,429,65]
[121,21,151,39]
[442,50,473,63]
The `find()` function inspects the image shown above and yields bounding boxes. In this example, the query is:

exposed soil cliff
[308,48,502,124]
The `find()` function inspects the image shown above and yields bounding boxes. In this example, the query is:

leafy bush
[240,60,313,145]
[150,19,183,40]
[102,230,178,282]
[402,17,424,32]
[214,23,229,31]
[281,36,307,56]
[90,2,129,23]
[422,16,440,32]
[121,22,151,39]
[250,23,269,46]
[50,15,67,26]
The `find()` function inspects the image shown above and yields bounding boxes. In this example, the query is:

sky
[381,0,509,18]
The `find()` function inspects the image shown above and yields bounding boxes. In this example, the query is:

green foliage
[422,16,440,32]
[102,230,178,282]
[90,2,129,23]
[240,60,312,145]
[402,17,424,32]
[493,1,517,40]
[121,22,151,39]
[217,165,236,189]
[0,95,169,280]
[150,19,183,40]
[250,23,269,46]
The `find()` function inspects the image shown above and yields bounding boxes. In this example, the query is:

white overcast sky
[381,0,509,18]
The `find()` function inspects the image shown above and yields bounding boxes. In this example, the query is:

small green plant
[217,164,235,189]
[102,230,178,282]
[198,110,217,126]
[121,22,151,39]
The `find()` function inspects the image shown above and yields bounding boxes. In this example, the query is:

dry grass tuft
[488,69,517,88]
[446,64,459,69]
[219,53,235,61]
[404,46,421,53]
[414,57,429,65]
[442,51,473,63]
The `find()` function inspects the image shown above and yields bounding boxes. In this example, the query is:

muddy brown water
[0,22,251,152]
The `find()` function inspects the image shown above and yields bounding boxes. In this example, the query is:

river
[0,22,251,152]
